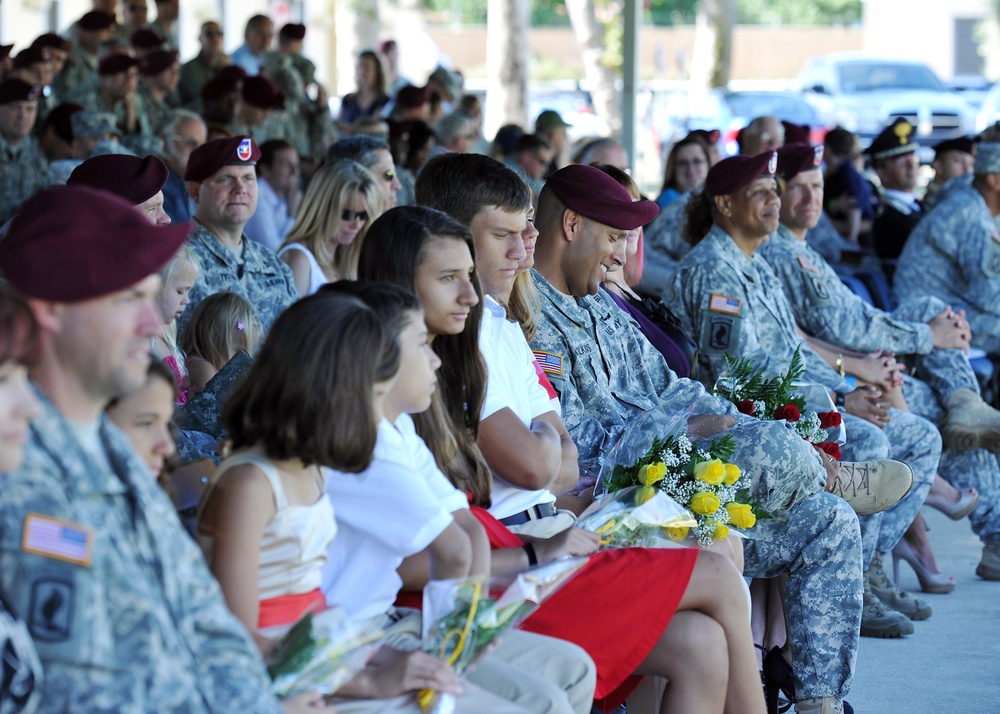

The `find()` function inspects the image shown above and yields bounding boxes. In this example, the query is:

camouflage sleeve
[956,216,1000,318]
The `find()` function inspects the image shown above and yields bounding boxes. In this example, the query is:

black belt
[499,502,557,526]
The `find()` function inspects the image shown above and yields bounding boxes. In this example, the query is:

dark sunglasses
[127,4,148,10]
[341,209,369,222]
[203,30,223,37]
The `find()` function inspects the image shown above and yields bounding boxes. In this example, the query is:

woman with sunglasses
[278,159,384,293]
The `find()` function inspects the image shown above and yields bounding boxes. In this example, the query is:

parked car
[798,53,975,160]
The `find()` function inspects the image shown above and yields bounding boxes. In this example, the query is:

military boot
[943,387,1000,454]
[976,541,1000,580]
[830,459,913,516]
[868,550,932,620]
[860,579,913,637]
[795,697,850,714]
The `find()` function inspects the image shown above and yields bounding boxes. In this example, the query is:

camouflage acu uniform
[529,269,862,701]
[52,46,99,106]
[139,86,178,135]
[667,225,940,559]
[182,221,298,334]
[0,391,282,713]
[637,191,692,296]
[79,91,155,149]
[895,184,1000,356]
[0,134,51,224]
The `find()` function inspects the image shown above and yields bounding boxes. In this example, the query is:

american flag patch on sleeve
[797,255,819,273]
[533,350,564,377]
[708,293,741,315]
[22,514,93,567]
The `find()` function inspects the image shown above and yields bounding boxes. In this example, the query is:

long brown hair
[357,206,494,505]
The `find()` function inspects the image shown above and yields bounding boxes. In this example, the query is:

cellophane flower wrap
[576,486,697,549]
[714,347,846,452]
[417,558,589,713]
[266,606,385,699]
[595,406,762,548]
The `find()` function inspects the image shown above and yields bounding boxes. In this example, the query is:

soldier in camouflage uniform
[636,190,692,296]
[529,164,913,714]
[53,11,115,106]
[893,143,1000,579]
[0,185,298,713]
[227,75,289,150]
[77,54,156,156]
[138,49,180,135]
[666,151,941,636]
[0,80,50,224]
[180,135,298,334]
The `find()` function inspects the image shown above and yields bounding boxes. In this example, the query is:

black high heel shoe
[762,647,794,714]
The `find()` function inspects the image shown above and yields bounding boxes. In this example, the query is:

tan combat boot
[977,541,1000,580]
[796,697,847,714]
[942,387,1000,454]
[829,459,913,516]
[867,550,932,620]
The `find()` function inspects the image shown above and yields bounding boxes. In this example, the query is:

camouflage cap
[974,142,1000,175]
[71,111,118,138]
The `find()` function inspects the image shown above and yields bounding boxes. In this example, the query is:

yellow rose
[689,491,721,515]
[723,463,741,485]
[638,461,667,486]
[713,522,730,540]
[725,502,757,529]
[694,459,726,486]
[635,485,657,505]
[662,525,690,542]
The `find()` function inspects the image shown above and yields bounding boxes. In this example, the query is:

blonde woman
[278,160,384,293]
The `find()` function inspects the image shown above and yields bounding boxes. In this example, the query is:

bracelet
[523,543,538,566]
[835,353,845,377]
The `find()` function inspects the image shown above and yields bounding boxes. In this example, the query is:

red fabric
[257,588,326,629]
[532,359,559,400]
[398,506,699,709]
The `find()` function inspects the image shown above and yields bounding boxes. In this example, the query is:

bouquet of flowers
[576,486,697,548]
[714,347,845,456]
[266,606,385,699]
[597,407,762,548]
[418,559,589,713]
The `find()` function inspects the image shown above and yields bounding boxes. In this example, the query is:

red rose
[819,442,841,460]
[773,403,801,422]
[737,399,755,415]
[819,410,843,429]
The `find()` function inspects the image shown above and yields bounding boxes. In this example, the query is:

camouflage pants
[743,490,862,701]
[904,376,1000,542]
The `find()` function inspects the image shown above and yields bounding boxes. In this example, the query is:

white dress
[277,243,328,296]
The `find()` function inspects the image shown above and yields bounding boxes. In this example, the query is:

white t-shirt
[321,414,469,620]
[479,295,558,520]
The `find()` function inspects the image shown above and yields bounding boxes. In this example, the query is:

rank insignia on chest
[22,514,93,567]
[709,293,741,315]
[797,255,819,273]
[533,350,564,377]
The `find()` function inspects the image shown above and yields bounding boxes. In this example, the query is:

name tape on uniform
[22,514,93,567]
[709,293,741,316]
[533,350,564,377]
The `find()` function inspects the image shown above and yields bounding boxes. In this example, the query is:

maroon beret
[0,45,12,61]
[31,34,71,52]
[78,11,116,31]
[130,28,166,50]
[42,102,84,142]
[200,77,237,103]
[12,47,46,70]
[279,23,306,41]
[68,154,169,205]
[933,136,974,158]
[545,164,659,231]
[775,143,824,181]
[396,84,430,109]
[185,136,261,182]
[141,50,179,76]
[781,121,811,146]
[241,75,284,110]
[0,79,42,105]
[215,65,248,82]
[0,186,191,302]
[98,53,140,76]
[687,128,720,144]
[704,151,778,197]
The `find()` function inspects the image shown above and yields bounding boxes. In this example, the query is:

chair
[839,275,875,306]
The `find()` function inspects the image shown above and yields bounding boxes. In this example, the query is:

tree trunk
[333,0,381,97]
[689,0,736,92]
[485,0,530,141]
[565,0,620,138]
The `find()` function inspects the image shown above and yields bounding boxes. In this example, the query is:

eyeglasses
[127,4,148,11]
[341,209,369,222]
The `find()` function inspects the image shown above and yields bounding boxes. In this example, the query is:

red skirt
[258,588,327,629]
[399,506,699,710]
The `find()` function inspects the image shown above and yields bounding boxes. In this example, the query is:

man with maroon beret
[0,79,49,224]
[228,75,285,144]
[181,135,297,332]
[0,185,317,713]
[68,153,171,224]
[89,53,153,139]
[532,162,869,714]
[138,48,179,133]
[54,11,116,105]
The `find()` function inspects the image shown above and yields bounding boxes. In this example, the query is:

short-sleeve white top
[321,414,469,620]
[478,295,558,520]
